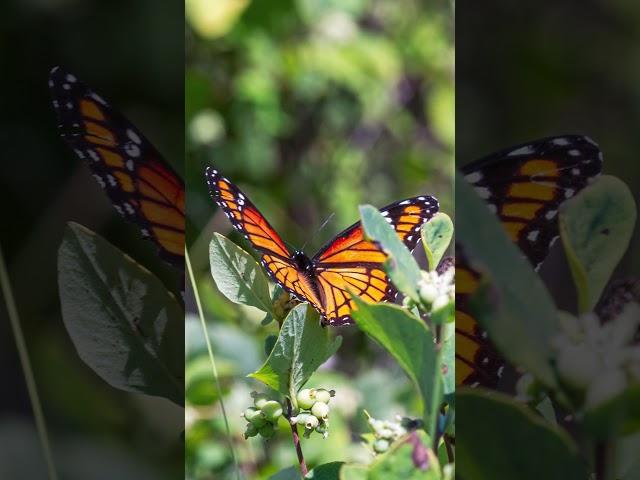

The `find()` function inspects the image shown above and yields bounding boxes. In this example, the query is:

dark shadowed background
[0,1,183,478]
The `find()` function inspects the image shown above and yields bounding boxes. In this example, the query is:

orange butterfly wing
[456,135,603,387]
[313,196,439,325]
[49,67,185,270]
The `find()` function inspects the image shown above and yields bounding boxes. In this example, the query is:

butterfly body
[206,167,438,325]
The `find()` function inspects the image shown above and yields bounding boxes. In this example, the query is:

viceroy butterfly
[456,135,603,388]
[206,167,439,326]
[49,67,185,271]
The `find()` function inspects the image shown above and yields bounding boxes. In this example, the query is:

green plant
[206,206,455,478]
[456,174,639,480]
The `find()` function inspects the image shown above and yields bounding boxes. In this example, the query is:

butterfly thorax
[293,251,315,277]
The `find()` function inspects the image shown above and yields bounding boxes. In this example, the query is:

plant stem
[0,245,58,480]
[286,398,308,476]
[291,422,308,476]
[185,248,242,480]
[428,323,444,449]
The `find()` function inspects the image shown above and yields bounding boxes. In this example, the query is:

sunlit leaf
[248,304,342,397]
[209,232,274,315]
[359,205,422,303]
[351,299,439,426]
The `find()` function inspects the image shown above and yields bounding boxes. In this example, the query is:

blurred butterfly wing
[205,167,322,306]
[462,135,602,267]
[456,135,603,387]
[313,196,439,325]
[49,67,185,270]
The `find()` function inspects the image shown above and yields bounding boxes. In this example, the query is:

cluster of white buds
[242,392,284,439]
[417,267,455,312]
[552,303,640,409]
[364,412,410,454]
[290,387,335,439]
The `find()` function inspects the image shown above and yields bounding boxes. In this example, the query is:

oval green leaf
[58,223,184,405]
[248,304,342,397]
[209,232,274,315]
[421,212,454,271]
[559,175,636,312]
[457,391,587,480]
[351,298,440,428]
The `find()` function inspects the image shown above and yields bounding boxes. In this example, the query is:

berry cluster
[364,412,412,454]
[242,392,284,439]
[290,388,335,439]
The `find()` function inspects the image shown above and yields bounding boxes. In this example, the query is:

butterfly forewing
[49,67,185,270]
[456,135,603,387]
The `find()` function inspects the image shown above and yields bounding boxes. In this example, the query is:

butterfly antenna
[300,212,335,252]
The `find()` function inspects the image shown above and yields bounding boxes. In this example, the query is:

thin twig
[286,397,308,477]
[185,247,242,480]
[0,244,58,480]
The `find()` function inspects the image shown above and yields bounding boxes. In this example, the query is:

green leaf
[209,232,274,315]
[359,205,422,302]
[440,322,455,397]
[457,391,588,480]
[351,299,440,427]
[58,223,184,406]
[248,304,342,396]
[584,383,640,439]
[421,213,454,271]
[306,462,345,479]
[559,175,637,312]
[456,174,559,388]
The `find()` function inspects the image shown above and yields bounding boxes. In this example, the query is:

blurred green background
[457,0,640,304]
[0,1,183,478]
[185,0,453,478]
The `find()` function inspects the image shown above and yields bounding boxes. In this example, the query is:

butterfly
[205,167,439,325]
[456,135,603,388]
[49,66,185,271]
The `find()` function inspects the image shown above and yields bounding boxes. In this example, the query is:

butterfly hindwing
[49,67,185,270]
[456,135,603,387]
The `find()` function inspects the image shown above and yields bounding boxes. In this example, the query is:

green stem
[186,247,242,480]
[0,245,58,480]
[428,323,444,449]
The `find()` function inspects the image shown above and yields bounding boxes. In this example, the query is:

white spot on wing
[474,187,491,199]
[125,143,141,157]
[465,171,483,183]
[508,145,534,156]
[127,129,141,144]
